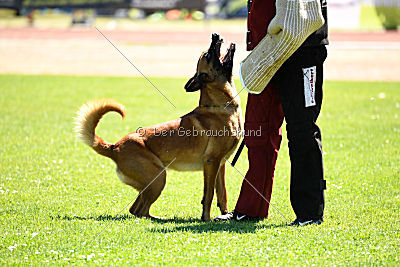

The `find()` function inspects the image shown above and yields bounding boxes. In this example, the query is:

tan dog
[75,34,242,221]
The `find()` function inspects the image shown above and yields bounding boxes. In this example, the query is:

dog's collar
[199,102,239,109]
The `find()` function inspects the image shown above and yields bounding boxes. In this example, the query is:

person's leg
[274,46,327,221]
[234,84,284,218]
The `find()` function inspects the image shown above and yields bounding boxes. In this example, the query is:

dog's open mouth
[209,33,236,78]
[209,33,235,64]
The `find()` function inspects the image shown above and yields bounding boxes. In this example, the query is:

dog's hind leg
[129,194,145,216]
[215,163,228,215]
[201,157,221,222]
[128,168,167,219]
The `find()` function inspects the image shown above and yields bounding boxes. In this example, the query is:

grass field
[0,74,399,265]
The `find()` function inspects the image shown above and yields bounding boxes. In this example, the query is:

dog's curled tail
[74,99,125,159]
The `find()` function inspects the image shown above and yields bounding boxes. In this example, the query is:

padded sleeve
[239,0,325,94]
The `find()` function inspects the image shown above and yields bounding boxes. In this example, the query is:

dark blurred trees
[374,0,400,30]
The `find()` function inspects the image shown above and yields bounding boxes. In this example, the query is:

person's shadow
[56,214,288,233]
[150,217,288,233]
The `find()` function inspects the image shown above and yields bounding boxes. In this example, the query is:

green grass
[0,74,399,265]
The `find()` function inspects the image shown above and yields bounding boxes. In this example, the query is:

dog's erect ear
[185,75,202,92]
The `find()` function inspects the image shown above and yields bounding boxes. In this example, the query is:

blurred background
[0,0,399,81]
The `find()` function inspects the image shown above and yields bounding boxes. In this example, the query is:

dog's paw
[201,214,211,222]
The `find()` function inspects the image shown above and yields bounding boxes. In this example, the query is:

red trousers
[235,84,284,218]
[233,0,282,218]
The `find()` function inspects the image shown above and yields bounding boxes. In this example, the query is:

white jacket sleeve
[239,0,325,94]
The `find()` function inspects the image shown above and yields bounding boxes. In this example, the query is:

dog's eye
[199,73,209,81]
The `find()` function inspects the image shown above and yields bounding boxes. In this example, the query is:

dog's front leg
[201,158,221,222]
[215,163,228,215]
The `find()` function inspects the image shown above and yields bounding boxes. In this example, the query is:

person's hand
[267,18,282,35]
[267,8,283,35]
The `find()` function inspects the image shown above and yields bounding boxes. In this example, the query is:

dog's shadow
[55,214,132,221]
[56,214,288,233]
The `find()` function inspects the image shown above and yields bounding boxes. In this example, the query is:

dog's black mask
[185,33,236,92]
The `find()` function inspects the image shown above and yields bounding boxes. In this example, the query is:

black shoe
[288,218,300,226]
[214,211,261,222]
[289,218,323,226]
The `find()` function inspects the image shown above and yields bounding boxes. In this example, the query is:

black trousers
[273,45,328,220]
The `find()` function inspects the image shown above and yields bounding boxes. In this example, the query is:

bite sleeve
[239,0,325,94]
